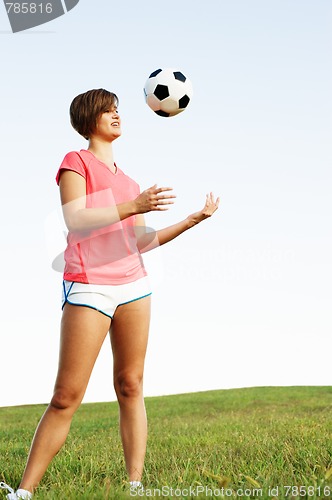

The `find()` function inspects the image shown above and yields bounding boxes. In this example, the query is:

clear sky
[0,0,331,407]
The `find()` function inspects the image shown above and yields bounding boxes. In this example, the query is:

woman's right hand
[134,184,176,213]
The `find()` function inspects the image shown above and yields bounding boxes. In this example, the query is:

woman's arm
[59,171,175,232]
[136,193,220,253]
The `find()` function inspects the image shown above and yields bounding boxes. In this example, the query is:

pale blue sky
[0,0,331,406]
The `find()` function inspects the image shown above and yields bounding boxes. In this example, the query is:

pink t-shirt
[55,149,147,285]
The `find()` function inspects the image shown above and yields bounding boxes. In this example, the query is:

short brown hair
[70,89,119,140]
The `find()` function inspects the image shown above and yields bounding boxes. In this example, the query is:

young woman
[1,88,219,499]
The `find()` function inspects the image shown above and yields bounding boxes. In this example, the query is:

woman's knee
[114,372,143,400]
[50,387,82,412]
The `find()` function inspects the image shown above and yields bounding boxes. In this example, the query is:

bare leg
[110,296,151,483]
[19,304,111,493]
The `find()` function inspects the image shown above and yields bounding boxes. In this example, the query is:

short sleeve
[55,151,87,185]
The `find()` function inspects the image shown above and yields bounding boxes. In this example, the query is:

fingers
[144,185,176,212]
[205,192,220,206]
[153,195,176,211]
[149,185,175,195]
[202,192,220,217]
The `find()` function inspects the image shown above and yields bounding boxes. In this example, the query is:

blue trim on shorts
[62,280,74,302]
[118,292,152,307]
[63,300,114,319]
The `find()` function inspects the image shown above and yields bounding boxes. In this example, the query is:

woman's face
[93,106,122,142]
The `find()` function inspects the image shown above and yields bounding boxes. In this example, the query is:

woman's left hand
[187,192,220,226]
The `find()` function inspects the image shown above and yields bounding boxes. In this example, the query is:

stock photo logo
[3,0,79,33]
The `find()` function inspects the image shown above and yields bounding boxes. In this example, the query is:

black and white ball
[144,68,193,117]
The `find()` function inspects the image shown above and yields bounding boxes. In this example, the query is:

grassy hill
[1,386,331,499]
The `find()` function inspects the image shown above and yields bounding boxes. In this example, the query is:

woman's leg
[110,296,151,483]
[19,304,111,493]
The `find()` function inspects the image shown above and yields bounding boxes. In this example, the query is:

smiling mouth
[111,122,120,127]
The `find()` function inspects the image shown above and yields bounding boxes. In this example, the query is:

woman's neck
[87,139,114,169]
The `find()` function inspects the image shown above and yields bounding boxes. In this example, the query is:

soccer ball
[144,68,193,117]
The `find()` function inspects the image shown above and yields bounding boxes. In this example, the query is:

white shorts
[62,276,152,318]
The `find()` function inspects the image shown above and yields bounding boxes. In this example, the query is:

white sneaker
[16,490,32,500]
[0,483,32,500]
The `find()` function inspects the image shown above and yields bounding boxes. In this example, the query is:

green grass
[1,386,332,499]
